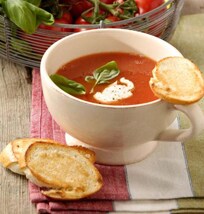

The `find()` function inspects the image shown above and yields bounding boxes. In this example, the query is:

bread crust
[0,142,25,175]
[149,57,204,104]
[41,185,102,200]
[0,142,17,168]
[70,145,96,163]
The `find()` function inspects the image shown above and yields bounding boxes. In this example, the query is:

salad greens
[0,0,54,34]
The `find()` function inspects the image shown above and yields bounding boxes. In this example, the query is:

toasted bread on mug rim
[149,57,204,104]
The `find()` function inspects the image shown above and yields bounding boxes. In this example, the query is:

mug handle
[158,103,204,142]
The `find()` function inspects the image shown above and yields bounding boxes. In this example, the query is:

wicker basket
[0,0,184,68]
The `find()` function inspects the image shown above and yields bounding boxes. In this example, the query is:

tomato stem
[86,0,138,20]
[93,0,100,23]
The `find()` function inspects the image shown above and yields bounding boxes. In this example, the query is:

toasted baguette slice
[25,142,102,199]
[149,57,204,104]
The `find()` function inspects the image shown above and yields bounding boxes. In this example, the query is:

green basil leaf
[93,61,119,81]
[95,68,120,84]
[27,2,54,26]
[2,0,54,34]
[50,74,86,95]
[85,61,120,93]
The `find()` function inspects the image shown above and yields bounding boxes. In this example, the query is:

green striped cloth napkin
[169,13,204,213]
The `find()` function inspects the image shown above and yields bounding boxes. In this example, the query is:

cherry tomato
[70,0,93,18]
[61,11,73,24]
[74,15,91,32]
[135,0,164,14]
[105,15,120,22]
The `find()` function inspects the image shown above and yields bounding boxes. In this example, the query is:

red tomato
[75,16,89,25]
[135,0,164,14]
[73,16,91,32]
[61,12,73,24]
[106,15,120,22]
[70,0,93,18]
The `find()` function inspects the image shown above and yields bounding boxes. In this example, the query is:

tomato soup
[56,52,158,105]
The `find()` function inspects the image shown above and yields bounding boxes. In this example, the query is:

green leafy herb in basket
[0,0,54,34]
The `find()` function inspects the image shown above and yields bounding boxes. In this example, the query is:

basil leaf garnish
[85,61,120,93]
[50,74,86,95]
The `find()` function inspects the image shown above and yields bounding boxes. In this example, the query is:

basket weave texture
[0,0,184,68]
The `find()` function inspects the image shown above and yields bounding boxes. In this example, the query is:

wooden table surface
[0,1,203,213]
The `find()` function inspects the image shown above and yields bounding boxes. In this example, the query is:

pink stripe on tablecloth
[29,69,130,213]
[37,204,105,214]
[30,68,42,138]
[37,202,50,213]
[51,211,106,214]
[49,201,113,211]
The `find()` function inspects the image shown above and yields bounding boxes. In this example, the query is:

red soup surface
[56,52,158,105]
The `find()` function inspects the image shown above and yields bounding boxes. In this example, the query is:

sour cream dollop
[94,77,134,103]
